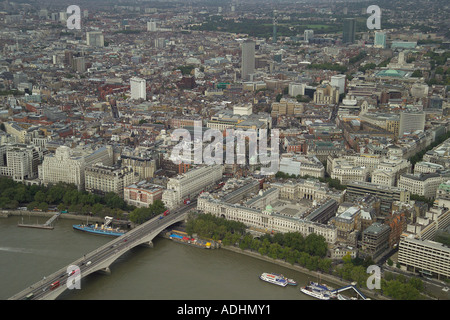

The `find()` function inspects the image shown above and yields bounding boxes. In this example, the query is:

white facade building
[162,164,224,209]
[398,173,444,199]
[279,155,325,178]
[330,74,346,95]
[130,77,146,100]
[86,31,104,47]
[85,164,135,197]
[399,112,425,137]
[40,146,85,190]
[40,145,113,190]
[197,192,338,244]
[288,83,306,97]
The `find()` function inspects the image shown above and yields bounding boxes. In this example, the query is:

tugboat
[73,216,126,237]
[259,273,288,287]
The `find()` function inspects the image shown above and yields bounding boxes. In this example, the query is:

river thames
[0,216,331,300]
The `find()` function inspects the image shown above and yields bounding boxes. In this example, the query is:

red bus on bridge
[50,281,60,290]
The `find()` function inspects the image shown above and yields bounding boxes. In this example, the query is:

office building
[0,144,41,182]
[271,98,304,117]
[124,181,164,208]
[86,31,104,47]
[399,112,425,137]
[288,83,306,97]
[346,181,410,214]
[147,20,157,32]
[361,222,391,261]
[40,146,85,190]
[374,31,386,48]
[343,18,356,44]
[398,173,444,199]
[85,164,135,197]
[73,56,86,73]
[330,75,346,95]
[279,155,325,178]
[304,29,314,42]
[313,84,340,105]
[120,154,156,180]
[40,145,113,190]
[330,206,361,244]
[162,164,224,209]
[398,236,450,280]
[241,40,255,81]
[130,77,146,100]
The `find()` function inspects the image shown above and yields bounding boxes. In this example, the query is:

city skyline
[0,0,449,304]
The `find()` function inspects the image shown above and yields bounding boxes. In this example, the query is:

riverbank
[220,245,390,300]
[2,210,111,224]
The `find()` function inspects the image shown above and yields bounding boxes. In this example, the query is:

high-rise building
[130,77,146,100]
[304,29,314,42]
[272,10,277,43]
[147,20,157,32]
[288,83,306,97]
[86,31,104,47]
[374,31,386,48]
[73,56,86,73]
[241,40,255,81]
[398,111,425,137]
[343,18,356,44]
[330,74,346,94]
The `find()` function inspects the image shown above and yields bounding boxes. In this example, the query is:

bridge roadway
[9,201,197,300]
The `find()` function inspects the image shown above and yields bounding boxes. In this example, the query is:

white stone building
[162,164,224,209]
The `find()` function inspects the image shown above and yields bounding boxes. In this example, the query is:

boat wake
[0,246,32,254]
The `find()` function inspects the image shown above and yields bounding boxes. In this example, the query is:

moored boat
[300,281,336,300]
[287,278,298,286]
[73,216,126,237]
[259,273,288,287]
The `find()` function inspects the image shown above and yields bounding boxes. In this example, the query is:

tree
[268,243,282,259]
[37,202,48,212]
[387,258,394,267]
[239,234,253,250]
[411,70,423,77]
[57,203,67,212]
[275,93,283,102]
